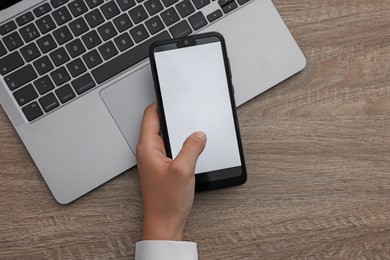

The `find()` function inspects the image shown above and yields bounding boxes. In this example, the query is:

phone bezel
[149,32,247,190]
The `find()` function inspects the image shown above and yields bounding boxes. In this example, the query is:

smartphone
[149,32,247,190]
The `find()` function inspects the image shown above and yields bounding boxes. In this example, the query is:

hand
[136,103,207,241]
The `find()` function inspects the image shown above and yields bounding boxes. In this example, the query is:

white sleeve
[135,240,198,260]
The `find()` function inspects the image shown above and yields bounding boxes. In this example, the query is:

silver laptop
[0,0,306,204]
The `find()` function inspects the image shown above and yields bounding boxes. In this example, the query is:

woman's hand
[136,103,207,240]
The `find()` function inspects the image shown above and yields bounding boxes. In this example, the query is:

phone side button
[227,57,233,79]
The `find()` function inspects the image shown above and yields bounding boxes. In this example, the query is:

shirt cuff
[135,240,198,260]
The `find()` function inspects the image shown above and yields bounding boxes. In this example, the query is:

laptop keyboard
[0,0,251,122]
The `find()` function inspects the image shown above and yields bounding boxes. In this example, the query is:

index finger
[139,102,161,138]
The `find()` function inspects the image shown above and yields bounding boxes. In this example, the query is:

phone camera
[177,39,194,48]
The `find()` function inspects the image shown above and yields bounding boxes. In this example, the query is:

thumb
[173,132,207,171]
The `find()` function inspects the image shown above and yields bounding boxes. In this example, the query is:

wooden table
[1,0,390,258]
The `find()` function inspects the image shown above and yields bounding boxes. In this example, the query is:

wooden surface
[1,0,390,259]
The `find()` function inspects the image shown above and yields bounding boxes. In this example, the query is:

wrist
[143,215,185,241]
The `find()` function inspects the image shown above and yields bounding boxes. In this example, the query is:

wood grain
[1,0,390,259]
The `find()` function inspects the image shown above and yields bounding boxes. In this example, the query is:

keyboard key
[0,51,24,75]
[92,31,170,84]
[83,50,103,69]
[161,0,179,7]
[188,11,207,30]
[97,22,118,41]
[20,42,41,62]
[130,24,149,43]
[68,0,88,17]
[128,5,149,24]
[34,56,54,75]
[22,101,43,122]
[218,0,232,6]
[101,1,121,20]
[36,15,57,34]
[222,1,237,14]
[176,0,195,18]
[85,9,105,28]
[2,32,24,51]
[16,12,35,27]
[161,7,180,26]
[72,73,96,95]
[53,26,73,45]
[55,84,76,104]
[50,0,70,8]
[39,93,60,112]
[144,0,164,15]
[192,0,210,9]
[98,41,119,60]
[34,75,55,95]
[66,58,87,77]
[237,0,250,4]
[37,34,58,53]
[169,20,192,38]
[114,33,134,51]
[13,84,38,106]
[51,67,71,86]
[19,23,40,43]
[145,16,164,35]
[207,9,222,22]
[113,13,133,33]
[69,17,89,36]
[4,65,38,91]
[52,6,72,26]
[33,3,52,18]
[82,30,102,49]
[50,47,70,66]
[66,39,86,58]
[0,41,6,57]
[0,21,17,36]
[85,0,104,9]
[116,0,136,11]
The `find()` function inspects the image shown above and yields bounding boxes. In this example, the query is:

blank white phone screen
[154,41,241,174]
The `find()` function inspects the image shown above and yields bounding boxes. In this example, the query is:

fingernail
[195,131,207,142]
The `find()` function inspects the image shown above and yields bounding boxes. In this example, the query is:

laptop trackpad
[100,65,155,154]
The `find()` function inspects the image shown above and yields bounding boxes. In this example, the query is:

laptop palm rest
[100,65,156,154]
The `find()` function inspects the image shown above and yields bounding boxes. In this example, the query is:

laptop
[0,0,306,204]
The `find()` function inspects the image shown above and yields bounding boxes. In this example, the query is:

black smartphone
[149,32,247,190]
